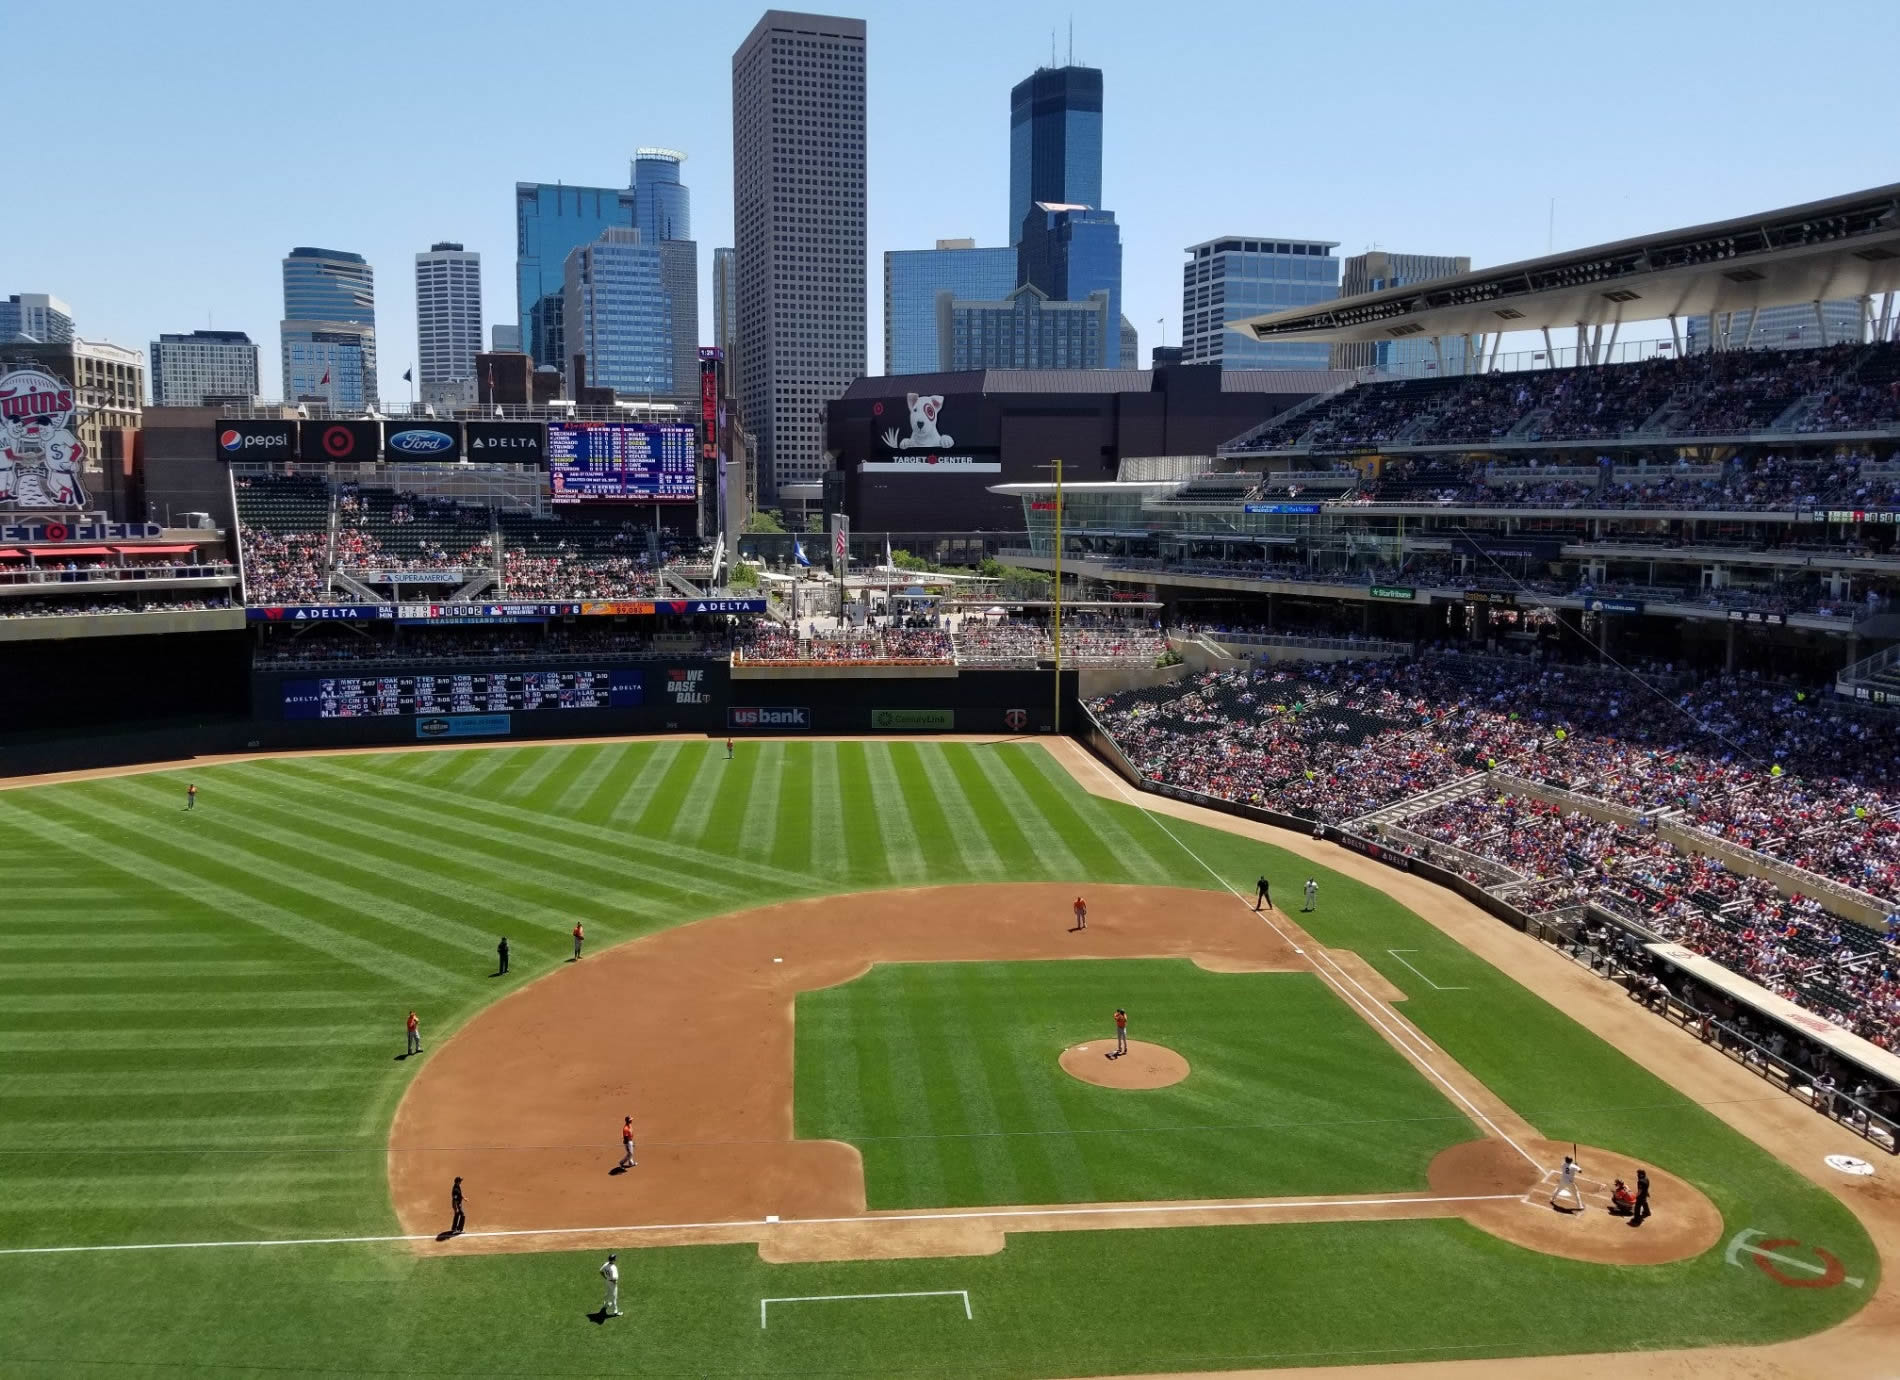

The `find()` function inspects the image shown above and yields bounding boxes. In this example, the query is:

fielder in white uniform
[1303,878,1318,912]
[600,1253,621,1317]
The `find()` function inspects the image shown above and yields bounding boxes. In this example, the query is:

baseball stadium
[4,185,1900,1379]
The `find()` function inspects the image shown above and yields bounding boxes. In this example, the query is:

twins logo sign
[1004,708,1028,732]
[0,367,89,509]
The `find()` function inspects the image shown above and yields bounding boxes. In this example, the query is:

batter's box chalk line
[760,1289,972,1329]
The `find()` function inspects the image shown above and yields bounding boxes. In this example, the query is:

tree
[743,509,786,534]
[890,548,933,572]
[728,561,759,590]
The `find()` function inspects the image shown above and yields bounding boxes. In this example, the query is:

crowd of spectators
[0,593,236,619]
[500,551,659,600]
[1089,649,1900,1043]
[734,623,955,664]
[1230,342,1900,455]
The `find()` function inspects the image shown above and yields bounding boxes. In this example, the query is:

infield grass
[797,959,1472,1206]
[0,738,1880,1376]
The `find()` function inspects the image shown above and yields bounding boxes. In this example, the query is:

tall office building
[1686,299,1864,353]
[149,330,259,406]
[732,10,867,504]
[1331,251,1470,372]
[414,242,483,412]
[1,293,75,344]
[712,247,738,364]
[884,240,1017,374]
[1008,66,1102,247]
[1018,204,1123,365]
[563,228,673,397]
[515,182,637,371]
[1181,237,1339,371]
[491,323,520,352]
[280,247,378,407]
[633,149,692,243]
[1120,316,1139,373]
[940,284,1110,370]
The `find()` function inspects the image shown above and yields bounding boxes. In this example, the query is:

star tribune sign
[0,366,90,509]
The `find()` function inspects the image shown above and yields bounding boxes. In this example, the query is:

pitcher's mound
[1060,1040,1189,1089]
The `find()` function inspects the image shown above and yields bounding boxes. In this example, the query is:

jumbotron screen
[282,670,644,719]
[546,421,697,502]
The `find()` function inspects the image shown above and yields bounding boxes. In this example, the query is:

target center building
[826,364,1345,531]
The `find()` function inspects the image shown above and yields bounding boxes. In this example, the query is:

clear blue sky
[7,0,1895,402]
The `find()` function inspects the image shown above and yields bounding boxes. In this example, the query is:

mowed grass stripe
[515,745,602,816]
[834,743,892,887]
[1018,744,1173,881]
[438,745,518,791]
[918,963,1023,1203]
[867,966,948,1205]
[0,796,461,992]
[966,745,1087,878]
[558,741,634,821]
[81,783,502,964]
[996,746,1134,882]
[499,743,581,805]
[200,773,651,932]
[667,745,730,844]
[689,745,763,858]
[629,743,704,838]
[861,742,928,883]
[939,744,1046,876]
[806,742,849,883]
[908,743,1005,879]
[274,755,800,900]
[0,1024,384,1053]
[769,742,814,876]
[736,742,785,861]
[605,741,684,825]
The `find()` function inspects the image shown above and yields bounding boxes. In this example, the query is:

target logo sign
[322,425,356,458]
[41,522,71,542]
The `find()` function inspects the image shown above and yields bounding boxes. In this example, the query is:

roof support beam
[1813,299,1829,348]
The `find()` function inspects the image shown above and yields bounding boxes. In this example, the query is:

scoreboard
[546,421,696,502]
[282,669,643,719]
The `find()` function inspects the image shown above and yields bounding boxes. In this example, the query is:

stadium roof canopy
[1230,183,1900,346]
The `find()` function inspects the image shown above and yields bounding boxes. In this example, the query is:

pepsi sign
[464,421,544,463]
[215,421,296,458]
[384,421,462,459]
[298,420,381,463]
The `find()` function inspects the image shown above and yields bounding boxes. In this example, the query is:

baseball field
[0,736,1891,1377]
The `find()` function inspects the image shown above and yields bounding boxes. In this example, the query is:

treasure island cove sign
[0,367,90,508]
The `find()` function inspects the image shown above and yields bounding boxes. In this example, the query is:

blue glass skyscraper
[280,247,377,407]
[632,149,691,244]
[515,182,637,369]
[883,240,1017,374]
[1008,66,1102,248]
[1018,205,1122,366]
[1182,237,1340,371]
[563,229,673,397]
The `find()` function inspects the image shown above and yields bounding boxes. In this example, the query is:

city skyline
[6,0,1896,403]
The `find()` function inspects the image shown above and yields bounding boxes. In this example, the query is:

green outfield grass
[797,959,1472,1206]
[0,739,1880,1376]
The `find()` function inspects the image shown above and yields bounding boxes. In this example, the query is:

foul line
[761,1289,970,1329]
[1387,949,1469,992]
[0,1193,1527,1258]
[1064,742,1546,1174]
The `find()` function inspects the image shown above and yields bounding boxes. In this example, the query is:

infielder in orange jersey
[1111,1007,1128,1058]
[572,922,585,961]
[617,1115,637,1169]
[1072,896,1087,931]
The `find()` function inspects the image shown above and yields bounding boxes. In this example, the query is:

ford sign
[386,428,457,457]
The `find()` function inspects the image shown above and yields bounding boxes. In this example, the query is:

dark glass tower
[1008,66,1102,247]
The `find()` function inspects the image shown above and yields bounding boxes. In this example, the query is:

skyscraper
[1181,237,1339,371]
[1333,251,1469,372]
[940,284,1111,370]
[280,247,377,408]
[1686,299,1864,353]
[1018,204,1123,365]
[149,330,259,406]
[1,293,75,344]
[515,182,637,371]
[414,242,483,411]
[633,149,692,243]
[1008,66,1102,247]
[732,10,867,504]
[563,229,673,398]
[884,240,1017,374]
[712,247,738,364]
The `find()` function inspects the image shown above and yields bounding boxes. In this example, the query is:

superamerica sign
[0,366,89,508]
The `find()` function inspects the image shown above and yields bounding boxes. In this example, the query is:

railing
[0,565,237,587]
[1192,630,1412,656]
[1485,465,1600,482]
